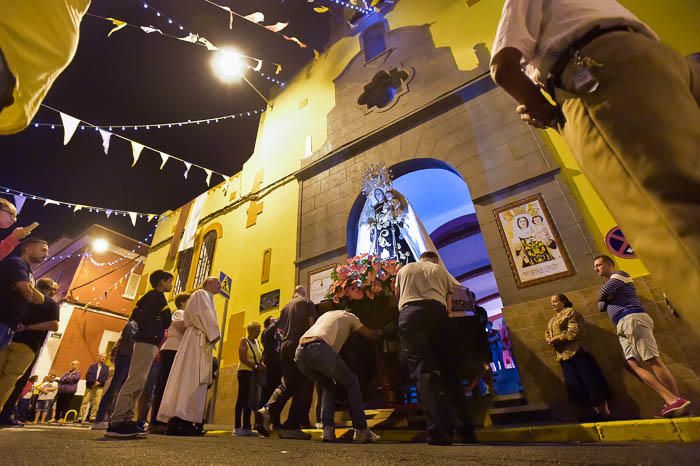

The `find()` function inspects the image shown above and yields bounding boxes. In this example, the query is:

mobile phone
[25,222,39,232]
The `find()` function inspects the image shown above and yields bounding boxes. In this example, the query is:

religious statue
[356,164,436,265]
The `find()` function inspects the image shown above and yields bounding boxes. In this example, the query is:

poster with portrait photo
[494,194,574,288]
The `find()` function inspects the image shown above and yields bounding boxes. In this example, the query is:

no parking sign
[605,227,637,259]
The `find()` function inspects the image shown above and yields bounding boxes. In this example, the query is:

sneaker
[233,428,258,437]
[659,398,692,418]
[353,428,381,443]
[255,408,270,437]
[105,422,139,439]
[91,421,109,430]
[322,426,336,443]
[315,422,323,429]
[135,421,149,437]
[278,428,312,440]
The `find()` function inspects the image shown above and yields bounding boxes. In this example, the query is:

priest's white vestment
[157,289,220,423]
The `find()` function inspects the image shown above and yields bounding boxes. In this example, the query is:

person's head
[263,316,276,329]
[29,375,38,383]
[293,286,307,299]
[149,270,174,292]
[0,198,17,228]
[20,238,49,265]
[98,354,106,364]
[419,251,439,264]
[532,215,543,225]
[593,255,615,278]
[202,277,221,294]
[48,373,56,382]
[70,360,79,371]
[174,292,191,310]
[516,216,529,229]
[551,294,573,312]
[36,277,59,298]
[374,188,385,203]
[246,321,261,339]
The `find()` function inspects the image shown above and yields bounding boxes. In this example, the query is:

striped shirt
[598,270,645,325]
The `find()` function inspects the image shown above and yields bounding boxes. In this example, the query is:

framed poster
[307,264,337,304]
[493,194,574,288]
[259,289,280,313]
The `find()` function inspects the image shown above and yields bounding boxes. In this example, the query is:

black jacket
[132,290,171,346]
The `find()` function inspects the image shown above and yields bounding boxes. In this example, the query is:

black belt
[547,25,635,96]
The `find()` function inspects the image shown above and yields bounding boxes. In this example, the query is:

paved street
[1,425,698,466]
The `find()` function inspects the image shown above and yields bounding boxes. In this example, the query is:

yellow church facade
[139,0,700,424]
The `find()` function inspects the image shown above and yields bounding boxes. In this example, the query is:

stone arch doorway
[346,158,522,396]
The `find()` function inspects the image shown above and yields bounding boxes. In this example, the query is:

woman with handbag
[52,360,80,422]
[234,321,265,437]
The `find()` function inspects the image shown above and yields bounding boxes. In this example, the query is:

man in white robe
[157,278,221,435]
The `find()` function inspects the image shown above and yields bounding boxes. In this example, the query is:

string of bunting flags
[0,185,160,227]
[46,230,154,267]
[83,258,144,310]
[40,104,230,187]
[309,0,378,15]
[31,107,266,131]
[203,0,313,52]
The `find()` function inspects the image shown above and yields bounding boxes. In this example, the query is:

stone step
[488,403,552,425]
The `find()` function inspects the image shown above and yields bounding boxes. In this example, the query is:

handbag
[245,339,267,387]
[245,338,266,410]
[0,322,15,350]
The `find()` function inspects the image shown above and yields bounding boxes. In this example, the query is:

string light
[31,107,266,131]
[316,0,375,15]
[83,258,145,309]
[48,231,154,266]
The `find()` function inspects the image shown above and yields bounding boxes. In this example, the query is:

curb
[204,417,700,444]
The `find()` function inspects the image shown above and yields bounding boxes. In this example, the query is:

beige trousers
[110,342,158,424]
[80,385,104,421]
[0,342,35,407]
[557,31,700,337]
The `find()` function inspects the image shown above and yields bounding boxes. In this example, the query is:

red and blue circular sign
[605,227,637,259]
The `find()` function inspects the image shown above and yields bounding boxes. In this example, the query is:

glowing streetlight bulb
[211,49,244,83]
[92,238,110,254]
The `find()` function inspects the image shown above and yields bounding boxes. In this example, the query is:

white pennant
[73,205,84,213]
[131,141,144,166]
[244,12,265,23]
[141,25,163,34]
[128,212,138,226]
[147,214,155,222]
[59,113,81,145]
[159,152,170,170]
[178,33,199,44]
[252,59,263,72]
[13,195,26,214]
[43,199,60,207]
[99,129,112,154]
[183,162,192,179]
[105,209,113,218]
[204,169,213,187]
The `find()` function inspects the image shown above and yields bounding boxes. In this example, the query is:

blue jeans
[94,354,130,423]
[295,340,367,430]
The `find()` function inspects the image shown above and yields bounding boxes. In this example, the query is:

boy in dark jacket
[106,270,173,439]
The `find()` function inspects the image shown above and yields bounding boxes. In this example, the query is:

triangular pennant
[244,12,265,24]
[73,205,84,213]
[13,195,26,214]
[107,18,128,37]
[159,152,170,170]
[140,25,163,34]
[128,212,138,226]
[198,36,219,51]
[43,199,60,207]
[131,141,144,167]
[147,214,155,222]
[99,129,112,155]
[265,22,289,33]
[204,169,213,187]
[59,113,80,145]
[371,0,380,6]
[313,49,320,60]
[177,33,199,44]
[313,6,329,13]
[183,162,192,179]
[274,63,283,75]
[105,210,113,218]
[252,59,263,72]
[283,35,307,48]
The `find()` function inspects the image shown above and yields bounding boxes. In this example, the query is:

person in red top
[0,198,36,261]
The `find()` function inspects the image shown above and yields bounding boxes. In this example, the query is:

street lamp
[92,238,109,254]
[210,48,273,109]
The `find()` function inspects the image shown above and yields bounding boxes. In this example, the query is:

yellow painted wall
[140,0,700,370]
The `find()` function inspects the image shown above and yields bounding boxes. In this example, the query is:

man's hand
[10,224,36,240]
[516,103,560,129]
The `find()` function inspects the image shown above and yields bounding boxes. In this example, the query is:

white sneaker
[353,428,381,443]
[91,421,109,430]
[315,422,323,429]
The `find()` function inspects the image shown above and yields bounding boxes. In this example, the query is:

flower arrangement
[326,254,402,305]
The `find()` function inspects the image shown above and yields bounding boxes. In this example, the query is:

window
[122,273,141,300]
[361,23,386,62]
[173,247,194,294]
[193,231,217,288]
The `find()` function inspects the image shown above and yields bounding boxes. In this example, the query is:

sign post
[209,271,232,423]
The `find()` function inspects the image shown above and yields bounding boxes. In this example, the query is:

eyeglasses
[0,208,17,220]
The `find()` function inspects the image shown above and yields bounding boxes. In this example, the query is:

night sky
[0,0,341,245]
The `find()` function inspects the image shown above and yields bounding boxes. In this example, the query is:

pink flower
[336,266,350,280]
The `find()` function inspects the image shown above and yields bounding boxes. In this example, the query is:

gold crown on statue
[361,164,394,198]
